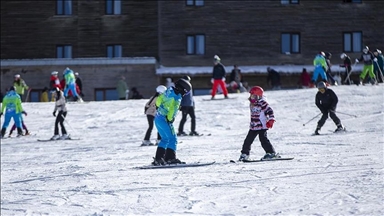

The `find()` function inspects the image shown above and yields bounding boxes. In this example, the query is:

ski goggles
[318,88,326,93]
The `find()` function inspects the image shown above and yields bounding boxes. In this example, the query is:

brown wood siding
[159,1,384,67]
[1,1,158,59]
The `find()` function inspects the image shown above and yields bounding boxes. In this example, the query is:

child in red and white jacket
[239,86,280,161]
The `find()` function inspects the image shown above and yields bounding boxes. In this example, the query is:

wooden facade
[0,1,158,59]
[1,0,383,98]
[158,1,384,67]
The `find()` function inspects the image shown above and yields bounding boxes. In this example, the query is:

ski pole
[303,113,321,126]
[331,110,357,118]
[61,114,76,136]
[374,61,384,82]
[344,62,357,84]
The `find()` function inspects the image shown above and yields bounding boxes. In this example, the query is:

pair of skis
[137,157,294,169]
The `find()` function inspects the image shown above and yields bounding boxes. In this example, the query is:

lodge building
[1,0,383,100]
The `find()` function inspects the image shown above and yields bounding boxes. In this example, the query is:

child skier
[142,85,167,146]
[152,78,192,165]
[51,87,69,140]
[178,75,200,136]
[314,81,345,135]
[239,86,279,161]
[1,86,24,138]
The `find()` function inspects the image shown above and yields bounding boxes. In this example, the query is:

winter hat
[14,74,20,78]
[213,55,221,61]
[75,72,79,76]
[51,71,58,75]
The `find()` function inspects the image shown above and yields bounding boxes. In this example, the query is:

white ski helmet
[363,46,369,53]
[340,53,347,59]
[156,85,167,94]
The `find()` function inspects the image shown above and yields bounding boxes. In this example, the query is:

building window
[343,0,362,3]
[95,88,119,101]
[186,0,204,6]
[106,0,121,15]
[56,45,72,58]
[187,35,205,55]
[56,0,72,15]
[107,45,122,58]
[281,0,299,4]
[281,33,300,54]
[343,32,362,52]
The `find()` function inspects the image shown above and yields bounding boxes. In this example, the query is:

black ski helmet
[317,81,327,89]
[174,78,192,96]
[183,75,191,82]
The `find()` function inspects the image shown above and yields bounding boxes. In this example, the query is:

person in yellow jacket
[40,87,49,102]
[13,74,29,101]
[1,86,24,138]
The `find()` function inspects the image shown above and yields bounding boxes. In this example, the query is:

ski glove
[211,78,214,84]
[355,59,359,63]
[373,58,378,62]
[266,120,275,129]
[222,77,226,82]
[53,112,56,117]
[167,117,174,124]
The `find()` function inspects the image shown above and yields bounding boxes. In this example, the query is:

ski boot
[261,153,281,160]
[24,130,31,136]
[50,134,60,140]
[1,128,6,138]
[239,153,249,161]
[16,128,23,137]
[141,140,154,146]
[189,131,200,136]
[8,131,13,137]
[60,134,70,140]
[335,124,345,133]
[177,131,188,136]
[164,148,185,164]
[314,126,321,135]
[152,147,166,166]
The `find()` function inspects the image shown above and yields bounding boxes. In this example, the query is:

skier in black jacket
[314,81,345,135]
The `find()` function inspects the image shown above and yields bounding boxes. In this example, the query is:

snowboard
[37,138,81,142]
[230,158,294,163]
[137,161,215,169]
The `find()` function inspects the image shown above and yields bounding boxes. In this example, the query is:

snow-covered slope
[1,85,383,215]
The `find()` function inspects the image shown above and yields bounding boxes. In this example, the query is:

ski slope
[1,85,383,215]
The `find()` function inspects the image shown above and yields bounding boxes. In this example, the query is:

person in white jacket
[142,85,167,146]
[51,88,69,140]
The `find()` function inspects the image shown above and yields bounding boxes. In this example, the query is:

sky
[1,84,383,215]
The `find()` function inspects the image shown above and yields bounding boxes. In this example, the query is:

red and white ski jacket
[249,98,275,130]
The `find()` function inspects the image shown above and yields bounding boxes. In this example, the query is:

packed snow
[1,85,383,215]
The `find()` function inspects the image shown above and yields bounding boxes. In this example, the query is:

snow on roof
[0,57,157,67]
[156,64,363,74]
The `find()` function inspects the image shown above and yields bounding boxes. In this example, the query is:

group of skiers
[312,46,384,86]
[0,67,83,139]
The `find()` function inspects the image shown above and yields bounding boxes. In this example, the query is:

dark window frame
[106,0,122,15]
[56,45,72,58]
[106,44,123,58]
[56,0,72,15]
[281,0,300,4]
[186,34,206,55]
[342,31,362,53]
[281,32,301,54]
[186,0,205,7]
[95,88,119,101]
[342,0,362,3]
